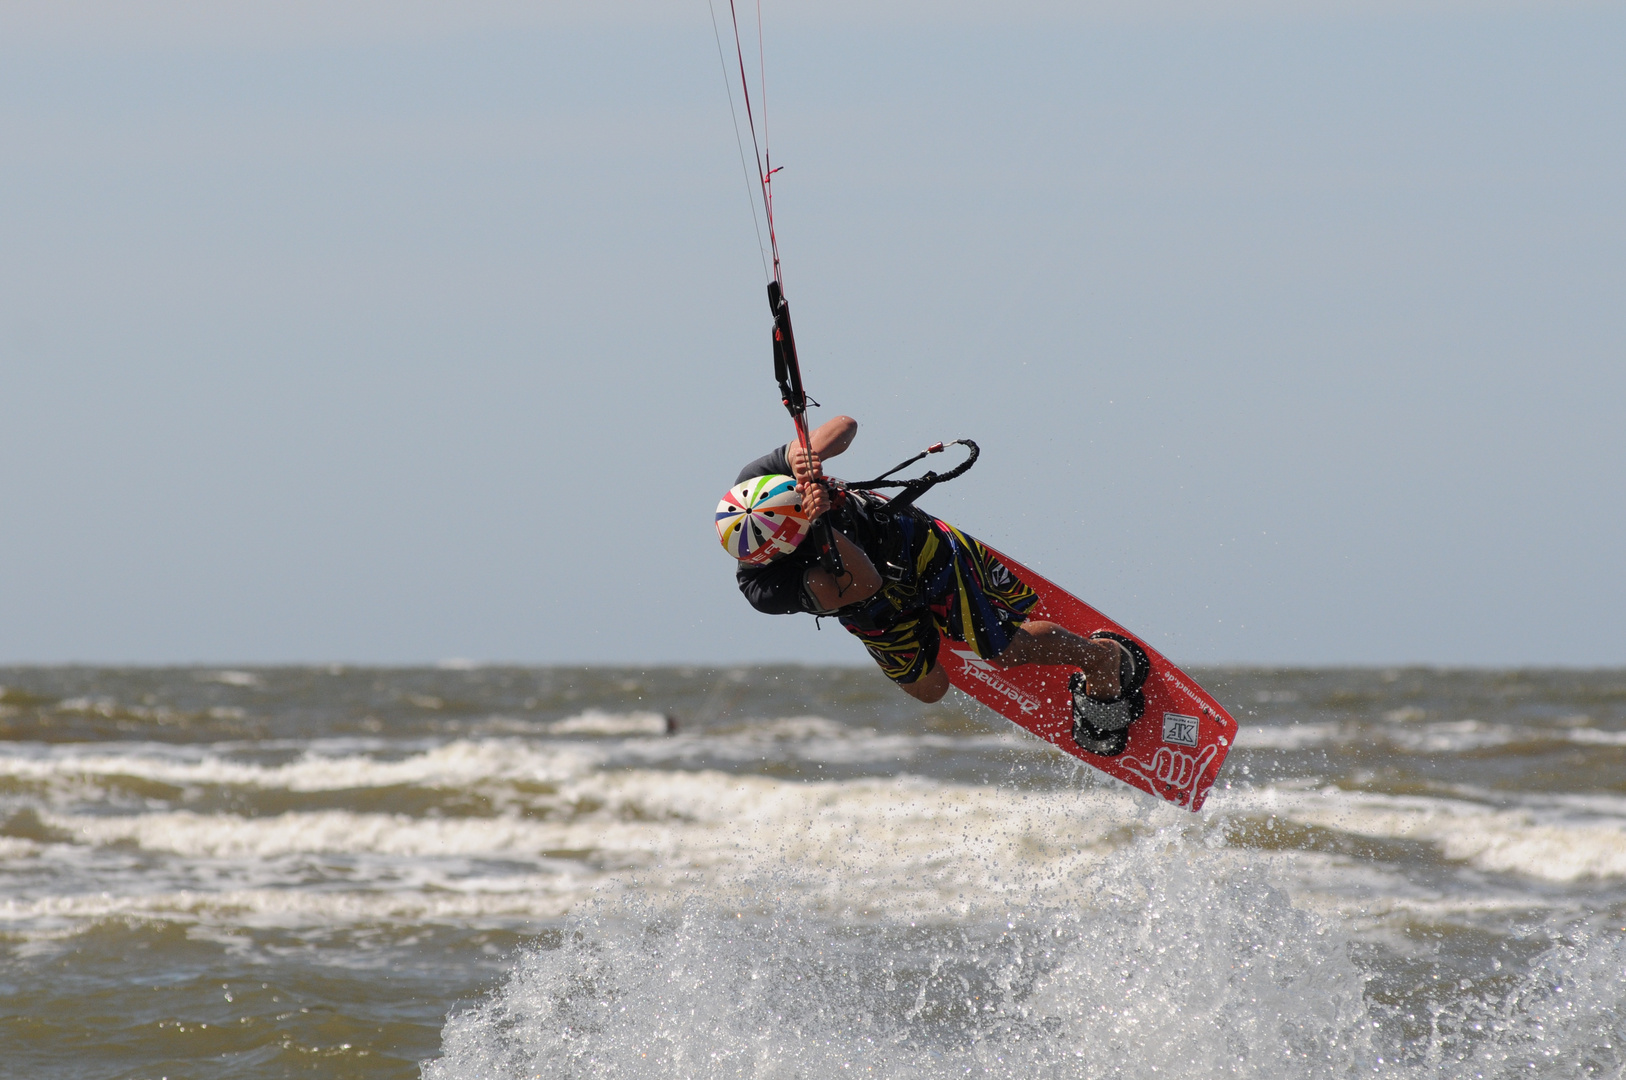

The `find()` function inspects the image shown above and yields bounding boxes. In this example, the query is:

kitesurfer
[717,415,1147,750]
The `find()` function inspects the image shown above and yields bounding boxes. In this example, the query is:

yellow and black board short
[838,516,1038,685]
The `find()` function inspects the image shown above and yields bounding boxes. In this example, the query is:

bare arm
[787,415,874,607]
[802,528,882,611]
[812,415,857,459]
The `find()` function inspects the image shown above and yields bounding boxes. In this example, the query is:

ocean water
[3,665,1626,1079]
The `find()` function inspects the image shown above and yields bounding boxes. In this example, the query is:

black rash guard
[733,446,904,616]
[731,448,1039,685]
[733,446,812,614]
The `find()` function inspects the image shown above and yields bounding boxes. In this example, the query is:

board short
[839,517,1038,685]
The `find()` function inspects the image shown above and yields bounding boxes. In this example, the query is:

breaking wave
[426,838,1626,1080]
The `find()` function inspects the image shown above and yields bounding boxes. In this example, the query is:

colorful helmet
[716,474,810,565]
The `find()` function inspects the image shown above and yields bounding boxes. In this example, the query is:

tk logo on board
[1161,712,1200,748]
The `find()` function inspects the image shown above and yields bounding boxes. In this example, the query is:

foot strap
[1094,631,1150,699]
[1069,633,1152,756]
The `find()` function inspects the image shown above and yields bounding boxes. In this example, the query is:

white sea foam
[1235,722,1346,750]
[1231,785,1626,883]
[1233,719,1523,753]
[77,766,1119,869]
[545,710,671,736]
[729,715,851,740]
[53,696,118,714]
[11,709,1626,942]
[198,670,261,687]
[0,836,39,858]
[426,841,1375,1080]
[428,835,1626,1080]
[0,738,609,794]
[607,726,1027,770]
[13,768,1176,927]
[1235,719,1618,755]
[43,808,589,859]
[0,886,588,927]
[1379,718,1626,753]
[1380,719,1524,753]
[1567,728,1626,746]
[1258,848,1576,942]
[0,719,1035,799]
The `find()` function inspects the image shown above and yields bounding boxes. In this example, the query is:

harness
[801,452,981,627]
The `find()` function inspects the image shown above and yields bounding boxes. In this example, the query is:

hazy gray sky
[2,1,1621,666]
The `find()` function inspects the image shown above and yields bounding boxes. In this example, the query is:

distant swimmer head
[716,474,810,565]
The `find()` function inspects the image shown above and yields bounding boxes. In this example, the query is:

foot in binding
[1070,632,1150,757]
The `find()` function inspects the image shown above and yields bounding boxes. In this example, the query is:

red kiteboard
[935,546,1235,812]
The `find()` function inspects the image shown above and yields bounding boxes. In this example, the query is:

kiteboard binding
[1070,632,1151,757]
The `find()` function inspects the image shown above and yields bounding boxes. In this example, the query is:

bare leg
[992,621,1122,698]
[899,664,950,704]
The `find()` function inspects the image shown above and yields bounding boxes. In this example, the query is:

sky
[1,0,1621,667]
